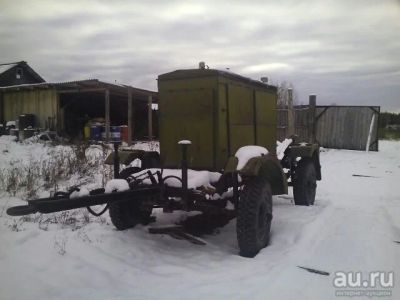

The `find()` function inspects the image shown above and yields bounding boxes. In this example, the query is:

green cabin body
[158,69,277,171]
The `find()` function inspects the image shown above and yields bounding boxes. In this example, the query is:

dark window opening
[16,68,23,79]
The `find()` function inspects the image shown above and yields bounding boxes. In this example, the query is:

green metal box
[158,69,277,171]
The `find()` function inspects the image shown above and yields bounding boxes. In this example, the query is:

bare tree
[276,81,298,107]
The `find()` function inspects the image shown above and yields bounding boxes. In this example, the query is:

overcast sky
[1,0,399,112]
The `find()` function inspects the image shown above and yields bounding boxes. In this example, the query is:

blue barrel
[110,126,121,142]
[90,125,102,140]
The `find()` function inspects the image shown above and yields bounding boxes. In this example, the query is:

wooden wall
[3,89,58,129]
[278,104,380,151]
[316,106,379,151]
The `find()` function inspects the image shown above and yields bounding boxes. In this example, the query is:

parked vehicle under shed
[0,79,158,142]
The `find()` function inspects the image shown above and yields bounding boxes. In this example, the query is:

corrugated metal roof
[0,78,158,101]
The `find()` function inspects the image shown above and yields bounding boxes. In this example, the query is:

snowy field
[0,138,399,299]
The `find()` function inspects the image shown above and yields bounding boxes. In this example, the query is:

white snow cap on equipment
[69,187,90,199]
[235,146,268,170]
[276,138,293,160]
[136,168,221,189]
[178,140,192,145]
[105,179,130,193]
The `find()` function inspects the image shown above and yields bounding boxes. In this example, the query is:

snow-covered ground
[0,138,399,299]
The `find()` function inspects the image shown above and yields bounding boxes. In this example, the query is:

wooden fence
[277,95,316,143]
[277,96,380,151]
[315,106,379,151]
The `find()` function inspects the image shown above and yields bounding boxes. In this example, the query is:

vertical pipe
[113,142,120,179]
[252,89,257,145]
[127,87,133,145]
[178,140,191,210]
[55,92,61,133]
[287,88,294,137]
[105,89,110,142]
[232,172,239,209]
[148,95,153,141]
[0,91,3,124]
[225,84,231,156]
[308,95,316,143]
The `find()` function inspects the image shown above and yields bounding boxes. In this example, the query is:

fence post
[308,95,316,143]
[287,88,295,137]
[105,89,110,143]
[147,95,153,141]
[366,113,376,152]
[127,87,133,146]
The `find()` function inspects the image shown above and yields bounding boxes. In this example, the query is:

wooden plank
[315,106,380,151]
[0,92,3,123]
[147,95,153,140]
[308,95,316,143]
[127,87,133,145]
[287,88,294,137]
[3,89,57,129]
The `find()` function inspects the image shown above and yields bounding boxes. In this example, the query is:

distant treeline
[379,112,400,128]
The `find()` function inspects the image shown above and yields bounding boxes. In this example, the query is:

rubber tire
[109,200,152,230]
[293,159,317,206]
[237,177,273,258]
[109,168,152,230]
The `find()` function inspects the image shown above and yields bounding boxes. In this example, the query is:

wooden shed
[0,79,158,143]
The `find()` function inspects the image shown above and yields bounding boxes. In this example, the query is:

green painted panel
[3,89,57,128]
[158,77,217,92]
[159,89,215,169]
[230,125,255,154]
[255,90,277,153]
[228,84,253,125]
[216,84,228,169]
[158,69,278,171]
[257,126,276,154]
[255,91,276,126]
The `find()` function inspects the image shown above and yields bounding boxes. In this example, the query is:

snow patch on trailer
[276,138,293,160]
[137,169,221,189]
[105,179,130,193]
[235,145,268,170]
